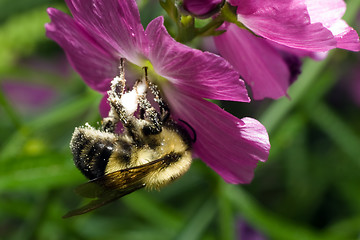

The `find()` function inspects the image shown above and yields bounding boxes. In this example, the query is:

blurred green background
[0,0,359,239]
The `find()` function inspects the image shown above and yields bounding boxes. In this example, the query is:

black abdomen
[70,128,114,180]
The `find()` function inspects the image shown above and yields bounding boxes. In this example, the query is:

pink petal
[99,94,110,118]
[65,0,147,64]
[2,80,57,112]
[164,86,270,184]
[237,219,267,240]
[305,0,360,51]
[214,24,291,100]
[233,0,336,51]
[269,41,328,60]
[145,17,249,102]
[305,0,345,26]
[46,8,118,93]
[328,20,360,51]
[227,0,239,6]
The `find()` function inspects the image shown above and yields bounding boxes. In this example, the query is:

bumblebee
[64,59,194,218]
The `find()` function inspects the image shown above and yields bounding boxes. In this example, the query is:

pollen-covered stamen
[147,81,170,121]
[111,61,147,117]
[119,88,141,115]
[103,58,167,136]
[102,61,127,130]
[136,67,163,134]
[140,66,170,121]
[119,72,148,116]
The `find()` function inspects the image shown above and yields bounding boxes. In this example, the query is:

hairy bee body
[70,120,192,190]
[64,60,194,218]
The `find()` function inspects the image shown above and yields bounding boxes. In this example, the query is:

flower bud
[181,0,224,19]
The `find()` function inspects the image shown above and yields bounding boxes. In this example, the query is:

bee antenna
[178,119,196,143]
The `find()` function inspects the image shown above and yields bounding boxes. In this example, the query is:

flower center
[142,60,168,85]
[127,60,168,85]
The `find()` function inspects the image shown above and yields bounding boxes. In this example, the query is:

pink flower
[237,218,267,240]
[1,56,67,116]
[214,0,360,99]
[214,25,302,99]
[231,0,360,51]
[2,80,57,115]
[45,0,270,184]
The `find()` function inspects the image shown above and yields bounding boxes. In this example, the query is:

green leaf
[121,191,183,231]
[216,180,235,240]
[0,153,82,190]
[225,185,351,240]
[174,197,217,240]
[305,102,360,167]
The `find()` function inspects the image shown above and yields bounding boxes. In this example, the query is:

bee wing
[63,157,167,218]
[62,185,143,218]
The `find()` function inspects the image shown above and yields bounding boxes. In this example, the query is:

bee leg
[139,96,162,135]
[101,112,117,132]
